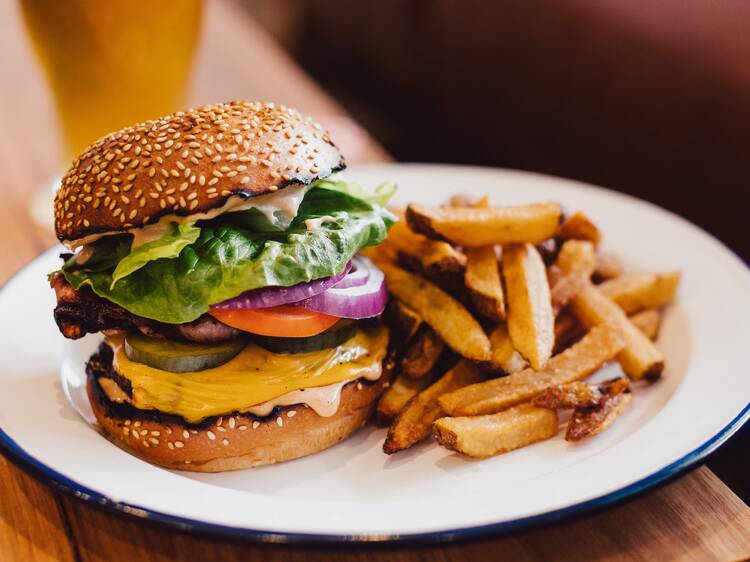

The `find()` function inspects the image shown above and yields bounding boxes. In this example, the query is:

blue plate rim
[0,404,747,544]
[2,162,750,544]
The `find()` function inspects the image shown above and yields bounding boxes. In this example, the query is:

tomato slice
[208,305,339,338]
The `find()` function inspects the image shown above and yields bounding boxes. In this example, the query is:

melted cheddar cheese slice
[106,324,389,424]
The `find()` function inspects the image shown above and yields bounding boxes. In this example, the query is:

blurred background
[242,0,750,261]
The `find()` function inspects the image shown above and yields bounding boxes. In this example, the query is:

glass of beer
[21,0,203,228]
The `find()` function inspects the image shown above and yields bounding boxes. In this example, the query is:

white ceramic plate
[1,164,748,542]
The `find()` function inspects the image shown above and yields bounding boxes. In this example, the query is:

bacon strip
[51,273,240,343]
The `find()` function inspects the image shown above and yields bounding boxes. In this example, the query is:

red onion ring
[295,257,387,318]
[210,261,352,310]
[332,256,370,289]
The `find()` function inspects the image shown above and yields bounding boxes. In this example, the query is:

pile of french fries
[363,196,681,459]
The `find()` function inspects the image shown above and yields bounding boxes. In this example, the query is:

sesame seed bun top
[54,101,345,244]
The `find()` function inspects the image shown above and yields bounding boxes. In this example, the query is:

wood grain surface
[0,1,748,560]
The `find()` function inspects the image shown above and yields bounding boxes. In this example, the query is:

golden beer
[21,0,203,162]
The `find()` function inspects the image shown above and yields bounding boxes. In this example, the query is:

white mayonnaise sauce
[304,215,336,231]
[66,184,310,250]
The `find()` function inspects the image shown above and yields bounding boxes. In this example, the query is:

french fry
[379,262,491,362]
[536,238,559,266]
[532,382,602,409]
[401,325,445,378]
[566,392,633,442]
[383,360,484,453]
[551,276,588,315]
[433,405,559,458]
[593,252,624,281]
[629,308,661,341]
[553,312,585,353]
[502,243,554,370]
[532,377,629,410]
[568,283,664,380]
[376,372,434,426]
[447,194,473,208]
[599,376,631,397]
[384,301,423,343]
[549,240,597,314]
[599,271,681,314]
[555,240,597,276]
[447,194,491,208]
[556,309,660,350]
[547,264,563,288]
[360,241,398,266]
[486,324,527,374]
[406,202,562,247]
[439,323,625,416]
[557,211,601,245]
[465,246,506,320]
[387,220,467,282]
[473,194,492,209]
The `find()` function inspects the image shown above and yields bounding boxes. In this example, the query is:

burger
[50,101,396,472]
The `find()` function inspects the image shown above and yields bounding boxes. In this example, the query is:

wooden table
[1,1,749,560]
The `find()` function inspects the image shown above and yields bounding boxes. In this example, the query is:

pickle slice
[252,319,357,354]
[124,333,246,372]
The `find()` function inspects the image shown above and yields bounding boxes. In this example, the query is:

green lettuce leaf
[62,185,395,324]
[313,175,397,207]
[110,222,200,288]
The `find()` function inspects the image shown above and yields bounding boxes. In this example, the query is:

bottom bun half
[87,352,393,472]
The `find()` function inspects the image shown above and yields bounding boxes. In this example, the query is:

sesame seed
[56,101,333,239]
[222,439,230,446]
[228,418,236,429]
[287,410,296,418]
[252,421,260,429]
[239,425,247,431]
[174,441,184,449]
[148,437,159,445]
[276,417,283,427]
[168,442,174,450]
[183,430,190,439]
[207,431,216,440]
